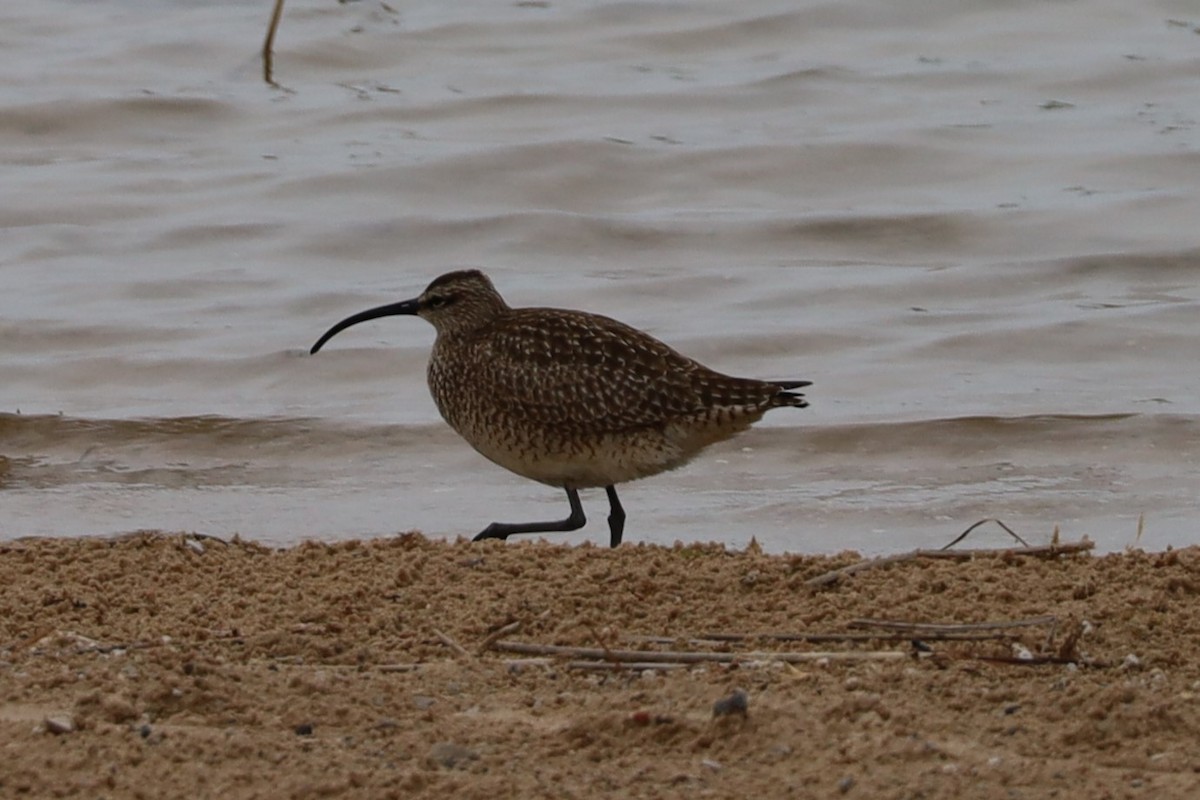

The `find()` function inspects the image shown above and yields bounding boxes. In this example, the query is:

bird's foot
[473,523,510,542]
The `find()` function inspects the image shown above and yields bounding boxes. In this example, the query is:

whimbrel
[310,270,810,547]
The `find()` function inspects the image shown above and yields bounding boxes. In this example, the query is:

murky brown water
[2,0,1198,552]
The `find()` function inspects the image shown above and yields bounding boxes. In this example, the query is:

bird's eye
[426,294,453,309]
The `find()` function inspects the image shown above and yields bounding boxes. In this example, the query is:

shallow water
[2,0,1198,552]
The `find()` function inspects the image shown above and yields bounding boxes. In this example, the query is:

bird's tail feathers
[770,379,811,408]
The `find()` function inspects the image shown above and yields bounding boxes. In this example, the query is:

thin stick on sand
[432,628,472,659]
[804,520,1093,589]
[941,517,1030,550]
[478,621,523,654]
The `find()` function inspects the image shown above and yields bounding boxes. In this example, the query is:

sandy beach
[2,532,1198,798]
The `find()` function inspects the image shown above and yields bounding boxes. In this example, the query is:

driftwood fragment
[805,538,1094,589]
[432,628,471,659]
[941,517,1030,550]
[478,620,522,654]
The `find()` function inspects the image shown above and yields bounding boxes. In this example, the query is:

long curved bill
[310,298,420,354]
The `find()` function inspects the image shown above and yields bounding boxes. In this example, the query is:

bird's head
[310,269,509,354]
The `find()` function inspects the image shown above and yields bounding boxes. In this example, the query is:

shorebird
[310,270,810,547]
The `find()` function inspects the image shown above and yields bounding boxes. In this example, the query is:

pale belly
[459,425,687,488]
[443,411,764,489]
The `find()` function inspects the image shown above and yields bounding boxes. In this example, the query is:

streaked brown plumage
[310,269,810,547]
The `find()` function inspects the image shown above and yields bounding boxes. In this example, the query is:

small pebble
[428,741,479,769]
[712,688,749,718]
[44,715,75,735]
[837,776,855,794]
[700,758,722,771]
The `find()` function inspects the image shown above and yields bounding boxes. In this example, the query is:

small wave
[0,413,450,492]
[1057,248,1200,278]
[0,412,444,455]
[788,412,1151,451]
[0,322,191,352]
[736,412,1200,465]
[0,96,239,145]
[755,212,973,251]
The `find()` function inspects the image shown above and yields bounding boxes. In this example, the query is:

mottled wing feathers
[465,308,795,432]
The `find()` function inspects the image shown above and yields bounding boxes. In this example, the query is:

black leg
[604,485,625,548]
[473,488,586,542]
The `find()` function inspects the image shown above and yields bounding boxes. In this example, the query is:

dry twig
[432,628,471,659]
[479,620,523,654]
[941,518,1030,550]
[805,537,1094,589]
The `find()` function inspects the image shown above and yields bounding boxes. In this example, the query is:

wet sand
[3,532,1199,798]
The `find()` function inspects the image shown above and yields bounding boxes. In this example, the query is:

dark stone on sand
[712,688,749,718]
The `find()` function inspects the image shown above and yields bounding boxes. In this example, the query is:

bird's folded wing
[475,309,778,432]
